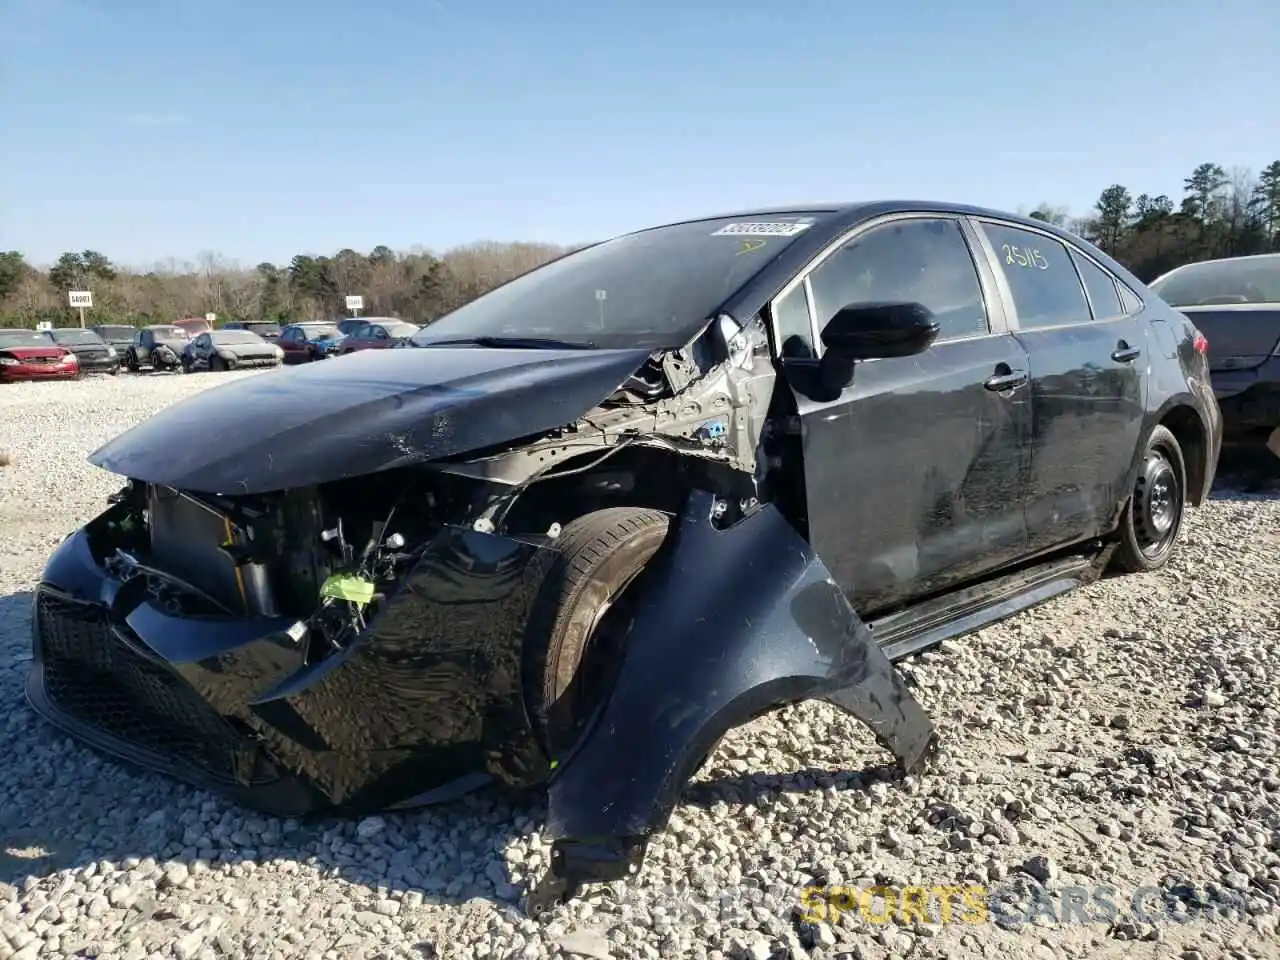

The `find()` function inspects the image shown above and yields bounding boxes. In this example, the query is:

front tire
[1111,425,1187,573]
[523,507,671,758]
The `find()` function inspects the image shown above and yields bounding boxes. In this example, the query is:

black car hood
[88,345,656,494]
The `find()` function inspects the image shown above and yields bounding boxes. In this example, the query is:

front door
[972,219,1146,553]
[777,215,1034,616]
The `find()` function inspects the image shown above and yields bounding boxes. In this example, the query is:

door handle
[984,370,1028,392]
[1111,345,1141,363]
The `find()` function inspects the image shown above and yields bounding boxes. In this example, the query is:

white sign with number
[205,312,216,324]
[345,295,364,311]
[68,290,93,309]
[35,321,52,331]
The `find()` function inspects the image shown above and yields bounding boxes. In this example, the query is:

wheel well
[496,446,728,536]
[1160,406,1208,506]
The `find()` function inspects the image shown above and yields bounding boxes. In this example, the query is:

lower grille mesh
[35,589,267,784]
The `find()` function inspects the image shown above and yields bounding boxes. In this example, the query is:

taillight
[1193,332,1208,355]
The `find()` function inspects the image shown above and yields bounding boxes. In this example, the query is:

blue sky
[2,0,1277,268]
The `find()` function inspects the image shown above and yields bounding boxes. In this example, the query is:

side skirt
[868,542,1114,663]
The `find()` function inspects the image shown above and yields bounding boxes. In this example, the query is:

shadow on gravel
[1211,445,1280,498]
[684,761,902,809]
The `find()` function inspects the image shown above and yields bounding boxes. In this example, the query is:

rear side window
[982,223,1090,329]
[1071,251,1124,320]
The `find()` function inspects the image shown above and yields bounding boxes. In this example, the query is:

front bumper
[76,356,121,372]
[1,362,79,382]
[27,517,556,817]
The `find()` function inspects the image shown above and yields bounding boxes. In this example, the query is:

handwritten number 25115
[1002,244,1048,270]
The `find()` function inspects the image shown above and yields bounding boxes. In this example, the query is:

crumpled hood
[2,346,72,362]
[88,344,655,494]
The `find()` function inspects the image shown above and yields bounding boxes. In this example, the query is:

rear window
[1150,256,1280,306]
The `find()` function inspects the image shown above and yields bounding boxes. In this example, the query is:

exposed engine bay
[92,316,793,655]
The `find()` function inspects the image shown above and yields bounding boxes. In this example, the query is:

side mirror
[820,301,940,361]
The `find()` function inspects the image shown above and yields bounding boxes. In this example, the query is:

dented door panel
[787,334,1034,616]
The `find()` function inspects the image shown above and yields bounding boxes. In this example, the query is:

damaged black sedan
[28,201,1220,911]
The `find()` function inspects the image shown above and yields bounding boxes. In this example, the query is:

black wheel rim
[1133,446,1183,559]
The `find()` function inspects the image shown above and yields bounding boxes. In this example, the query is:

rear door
[776,213,1034,615]
[970,218,1146,553]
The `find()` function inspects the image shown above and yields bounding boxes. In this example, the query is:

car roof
[627,200,1071,235]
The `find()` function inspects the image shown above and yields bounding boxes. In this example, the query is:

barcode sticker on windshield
[712,221,813,237]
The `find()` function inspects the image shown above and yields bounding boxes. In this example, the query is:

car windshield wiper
[416,335,598,350]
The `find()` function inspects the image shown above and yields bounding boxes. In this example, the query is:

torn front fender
[531,491,939,909]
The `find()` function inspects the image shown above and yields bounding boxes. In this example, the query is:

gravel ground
[1,371,1278,960]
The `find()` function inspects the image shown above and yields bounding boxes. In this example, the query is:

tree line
[2,159,1277,331]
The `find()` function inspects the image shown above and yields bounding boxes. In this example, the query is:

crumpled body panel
[532,491,938,907]
[86,345,654,494]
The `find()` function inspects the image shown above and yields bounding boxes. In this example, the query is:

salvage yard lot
[1,372,1278,960]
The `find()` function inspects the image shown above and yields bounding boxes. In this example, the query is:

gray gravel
[2,372,1279,960]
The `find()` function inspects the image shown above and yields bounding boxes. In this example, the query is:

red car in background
[336,319,420,354]
[0,329,80,382]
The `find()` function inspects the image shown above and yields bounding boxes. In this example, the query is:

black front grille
[34,589,269,785]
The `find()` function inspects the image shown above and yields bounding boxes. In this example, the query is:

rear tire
[210,355,226,372]
[1111,425,1187,573]
[523,507,671,758]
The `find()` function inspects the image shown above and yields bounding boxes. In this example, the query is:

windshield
[49,329,105,346]
[383,322,420,337]
[95,326,135,339]
[239,322,280,335]
[212,331,264,345]
[152,327,188,340]
[410,213,826,349]
[0,330,51,347]
[1150,256,1280,306]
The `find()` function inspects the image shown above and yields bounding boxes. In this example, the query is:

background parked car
[279,321,346,363]
[43,328,120,375]
[174,317,213,337]
[221,320,282,342]
[124,325,189,372]
[0,328,79,382]
[183,329,284,372]
[1149,252,1280,454]
[336,319,420,354]
[91,324,138,353]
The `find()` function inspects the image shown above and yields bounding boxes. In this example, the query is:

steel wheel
[1111,425,1187,573]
